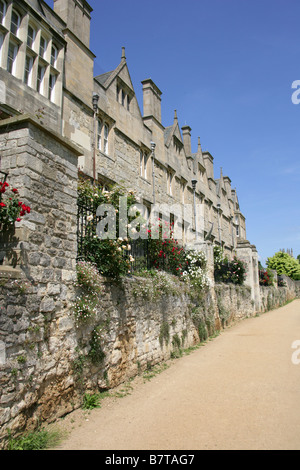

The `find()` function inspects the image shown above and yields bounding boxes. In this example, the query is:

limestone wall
[0,115,81,445]
[0,115,298,447]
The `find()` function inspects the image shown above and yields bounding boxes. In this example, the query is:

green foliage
[159,322,170,347]
[267,251,300,281]
[182,249,210,290]
[78,176,139,279]
[259,268,274,286]
[213,246,246,285]
[82,392,102,410]
[88,326,105,364]
[6,428,62,450]
[0,181,31,230]
[76,260,103,294]
[73,293,98,324]
[147,219,187,276]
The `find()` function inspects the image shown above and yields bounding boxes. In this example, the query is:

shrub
[147,219,187,276]
[0,181,31,230]
[182,249,210,290]
[214,246,246,285]
[267,251,300,281]
[259,269,274,286]
[78,177,139,278]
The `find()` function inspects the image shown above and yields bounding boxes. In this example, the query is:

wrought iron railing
[76,198,181,275]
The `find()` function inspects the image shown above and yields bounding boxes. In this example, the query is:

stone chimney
[181,125,192,156]
[53,0,93,48]
[141,79,162,123]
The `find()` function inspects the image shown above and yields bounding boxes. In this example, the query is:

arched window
[11,9,21,36]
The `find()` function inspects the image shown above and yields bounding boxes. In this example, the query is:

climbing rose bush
[214,246,246,285]
[0,181,31,230]
[147,219,187,276]
[182,249,211,290]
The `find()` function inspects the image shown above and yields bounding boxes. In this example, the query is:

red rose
[12,188,18,193]
[16,218,21,222]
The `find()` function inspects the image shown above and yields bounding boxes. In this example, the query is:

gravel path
[54,300,300,450]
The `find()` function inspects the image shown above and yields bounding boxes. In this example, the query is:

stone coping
[0,114,83,157]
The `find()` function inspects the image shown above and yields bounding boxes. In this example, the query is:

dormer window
[0,0,6,25]
[11,9,21,36]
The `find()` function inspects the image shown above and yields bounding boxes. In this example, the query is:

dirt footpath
[54,300,300,450]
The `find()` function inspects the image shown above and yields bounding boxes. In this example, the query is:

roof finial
[121,46,126,60]
[174,109,178,121]
[198,137,202,153]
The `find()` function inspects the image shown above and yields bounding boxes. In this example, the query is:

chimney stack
[181,125,192,156]
[53,0,93,48]
[141,79,162,123]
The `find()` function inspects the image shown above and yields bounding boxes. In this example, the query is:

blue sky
[47,0,300,265]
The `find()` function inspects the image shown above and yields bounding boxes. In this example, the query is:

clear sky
[47,0,300,265]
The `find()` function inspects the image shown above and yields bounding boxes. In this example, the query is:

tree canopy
[267,252,300,280]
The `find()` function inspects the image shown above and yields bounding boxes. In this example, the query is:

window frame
[50,43,58,67]
[103,123,109,154]
[7,41,18,75]
[97,119,102,151]
[37,63,46,94]
[48,73,57,102]
[39,35,47,59]
[10,9,21,36]
[140,151,148,180]
[24,54,34,86]
[167,170,173,196]
[0,0,7,26]
[27,24,36,49]
[0,32,4,65]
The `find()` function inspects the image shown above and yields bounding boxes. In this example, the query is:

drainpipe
[217,203,221,244]
[92,93,99,183]
[191,179,198,240]
[151,141,156,205]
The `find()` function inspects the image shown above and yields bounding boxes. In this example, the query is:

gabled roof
[94,48,135,93]
[164,110,183,148]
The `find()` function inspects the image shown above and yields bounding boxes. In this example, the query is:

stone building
[0,0,258,296]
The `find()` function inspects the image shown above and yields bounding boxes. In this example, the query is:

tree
[266,251,300,280]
